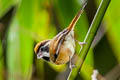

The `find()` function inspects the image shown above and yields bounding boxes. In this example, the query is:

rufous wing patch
[55,45,72,65]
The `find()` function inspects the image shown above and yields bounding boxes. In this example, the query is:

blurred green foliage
[0,0,120,80]
[0,39,4,80]
[104,0,120,62]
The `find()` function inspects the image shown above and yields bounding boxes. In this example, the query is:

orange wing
[49,29,69,62]
[55,45,72,65]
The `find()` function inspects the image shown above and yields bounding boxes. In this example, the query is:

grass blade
[0,39,4,80]
[67,0,111,79]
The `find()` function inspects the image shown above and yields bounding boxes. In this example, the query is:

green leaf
[0,38,4,80]
[104,0,120,62]
[7,18,21,80]
[0,0,17,18]
[7,0,35,79]
[68,0,111,79]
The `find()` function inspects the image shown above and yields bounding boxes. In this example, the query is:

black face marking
[36,40,50,53]
[42,57,50,61]
[40,45,49,53]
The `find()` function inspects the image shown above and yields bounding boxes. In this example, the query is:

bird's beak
[37,52,43,59]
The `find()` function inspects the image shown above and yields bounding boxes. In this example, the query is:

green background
[0,0,119,80]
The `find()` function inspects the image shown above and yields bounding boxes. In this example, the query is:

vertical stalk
[67,0,111,79]
[0,39,4,80]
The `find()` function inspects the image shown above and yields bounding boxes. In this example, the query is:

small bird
[34,3,86,69]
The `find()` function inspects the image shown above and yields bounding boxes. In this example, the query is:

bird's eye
[40,46,49,52]
[40,47,44,51]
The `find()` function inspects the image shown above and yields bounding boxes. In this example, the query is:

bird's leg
[69,56,76,70]
[75,39,86,47]
[75,39,86,53]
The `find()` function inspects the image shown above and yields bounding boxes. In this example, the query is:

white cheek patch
[42,52,50,57]
[37,53,43,59]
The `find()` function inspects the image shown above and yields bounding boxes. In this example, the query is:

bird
[34,3,87,69]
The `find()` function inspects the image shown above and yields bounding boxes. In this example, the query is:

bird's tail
[67,2,87,31]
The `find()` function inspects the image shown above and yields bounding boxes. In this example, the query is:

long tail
[67,2,87,31]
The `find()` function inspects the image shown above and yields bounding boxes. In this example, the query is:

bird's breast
[64,30,75,57]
